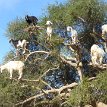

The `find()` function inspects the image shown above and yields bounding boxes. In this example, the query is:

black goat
[25,15,38,26]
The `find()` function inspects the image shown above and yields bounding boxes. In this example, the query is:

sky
[0,0,66,63]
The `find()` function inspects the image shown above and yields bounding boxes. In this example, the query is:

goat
[9,39,28,55]
[46,21,53,41]
[17,39,29,54]
[0,61,24,80]
[102,24,107,36]
[90,44,106,66]
[96,102,107,107]
[101,24,107,52]
[67,26,78,44]
[25,15,38,26]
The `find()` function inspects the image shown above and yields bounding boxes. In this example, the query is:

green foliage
[68,79,92,106]
[66,0,106,23]
[67,71,107,106]
[6,17,28,40]
[47,2,67,28]
[0,75,35,107]
[3,51,15,63]
[92,71,107,103]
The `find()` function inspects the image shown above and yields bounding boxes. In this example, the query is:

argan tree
[1,0,107,107]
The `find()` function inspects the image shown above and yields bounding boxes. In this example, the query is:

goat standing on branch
[67,26,78,44]
[25,15,38,26]
[9,39,29,55]
[46,21,53,41]
[90,44,106,66]
[0,61,25,80]
[101,24,107,52]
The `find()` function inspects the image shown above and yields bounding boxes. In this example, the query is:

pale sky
[0,0,66,63]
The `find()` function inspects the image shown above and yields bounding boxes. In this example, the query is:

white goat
[91,44,106,65]
[46,21,53,41]
[17,39,28,54]
[101,24,107,52]
[96,102,107,107]
[67,26,78,44]
[102,24,107,36]
[0,61,24,80]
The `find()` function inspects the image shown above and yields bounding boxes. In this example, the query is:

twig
[88,77,97,81]
[25,50,50,62]
[77,16,86,23]
[39,66,60,79]
[41,80,53,89]
[5,77,39,82]
[60,56,77,67]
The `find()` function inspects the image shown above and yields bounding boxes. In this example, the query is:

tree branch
[15,82,78,106]
[15,74,104,107]
[39,66,60,79]
[5,77,39,82]
[60,56,77,67]
[25,51,50,62]
[40,80,53,90]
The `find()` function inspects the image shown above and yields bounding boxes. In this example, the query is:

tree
[1,0,107,107]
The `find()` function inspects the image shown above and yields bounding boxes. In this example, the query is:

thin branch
[39,66,60,79]
[77,16,86,23]
[41,80,53,89]
[25,51,50,62]
[36,25,45,30]
[88,77,97,81]
[23,25,44,32]
[60,56,77,67]
[5,77,39,82]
